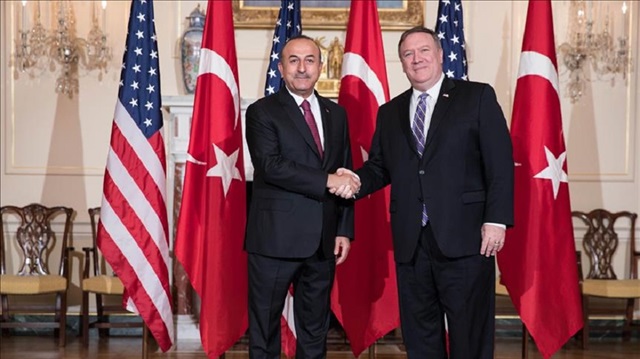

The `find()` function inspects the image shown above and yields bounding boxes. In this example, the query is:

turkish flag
[497,1,583,358]
[174,1,248,358]
[331,0,399,356]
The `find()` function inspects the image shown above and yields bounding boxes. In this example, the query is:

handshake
[327,168,361,199]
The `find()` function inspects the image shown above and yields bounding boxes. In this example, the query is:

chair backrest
[87,207,115,277]
[572,209,638,280]
[0,204,74,277]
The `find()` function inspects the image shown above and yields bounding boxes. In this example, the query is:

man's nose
[297,62,306,72]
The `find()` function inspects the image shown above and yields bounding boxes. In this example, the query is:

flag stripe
[107,125,168,236]
[105,132,170,268]
[101,170,170,293]
[113,101,167,203]
[98,201,173,341]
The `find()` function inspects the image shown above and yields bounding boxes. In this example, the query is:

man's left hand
[334,236,351,265]
[480,224,505,257]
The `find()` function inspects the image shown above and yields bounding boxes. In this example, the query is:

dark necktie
[301,100,323,158]
[411,93,429,226]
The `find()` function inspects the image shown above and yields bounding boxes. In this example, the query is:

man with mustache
[244,35,358,359]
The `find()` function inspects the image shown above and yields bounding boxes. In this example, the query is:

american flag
[264,0,302,96]
[97,0,173,351]
[435,0,468,80]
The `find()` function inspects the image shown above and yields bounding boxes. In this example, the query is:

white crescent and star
[205,144,243,197]
[341,52,387,107]
[517,50,567,201]
[533,146,568,200]
[186,47,243,197]
[198,48,240,130]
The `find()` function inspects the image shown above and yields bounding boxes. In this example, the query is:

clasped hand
[327,168,360,199]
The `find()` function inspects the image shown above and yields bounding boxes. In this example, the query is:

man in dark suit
[336,27,514,358]
[244,35,358,359]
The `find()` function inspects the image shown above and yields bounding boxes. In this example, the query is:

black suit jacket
[357,78,514,262]
[244,89,354,259]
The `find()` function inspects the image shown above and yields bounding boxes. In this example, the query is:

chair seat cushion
[582,279,640,298]
[0,274,67,294]
[82,275,124,295]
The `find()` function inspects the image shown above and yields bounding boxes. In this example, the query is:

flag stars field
[436,0,468,80]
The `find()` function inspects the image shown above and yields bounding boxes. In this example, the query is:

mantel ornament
[181,4,206,94]
[315,36,344,98]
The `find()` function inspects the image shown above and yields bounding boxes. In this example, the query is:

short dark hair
[397,26,441,58]
[280,34,323,63]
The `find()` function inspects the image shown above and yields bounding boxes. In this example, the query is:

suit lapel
[317,95,333,167]
[396,89,416,156]
[424,78,456,150]
[277,90,323,160]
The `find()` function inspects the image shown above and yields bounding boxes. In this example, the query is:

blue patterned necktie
[411,93,429,226]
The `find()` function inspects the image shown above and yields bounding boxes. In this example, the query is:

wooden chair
[572,209,640,349]
[81,207,143,346]
[0,204,74,347]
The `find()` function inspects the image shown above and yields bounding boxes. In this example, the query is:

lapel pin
[443,93,449,98]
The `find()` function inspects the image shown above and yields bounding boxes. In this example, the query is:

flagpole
[142,324,149,359]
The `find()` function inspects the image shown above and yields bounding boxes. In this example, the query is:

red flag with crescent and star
[332,0,399,356]
[498,1,583,358]
[174,1,247,357]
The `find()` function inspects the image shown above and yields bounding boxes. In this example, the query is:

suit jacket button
[418,170,425,175]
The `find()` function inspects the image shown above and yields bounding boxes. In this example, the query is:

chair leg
[521,323,529,359]
[82,291,90,347]
[58,292,67,347]
[1,294,10,337]
[582,295,589,350]
[623,298,634,341]
[96,294,108,338]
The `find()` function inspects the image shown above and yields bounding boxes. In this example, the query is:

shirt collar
[286,87,318,108]
[412,73,445,101]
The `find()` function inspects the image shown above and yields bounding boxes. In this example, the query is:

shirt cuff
[484,222,506,230]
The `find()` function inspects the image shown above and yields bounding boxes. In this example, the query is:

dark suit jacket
[357,78,514,262]
[244,89,354,259]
